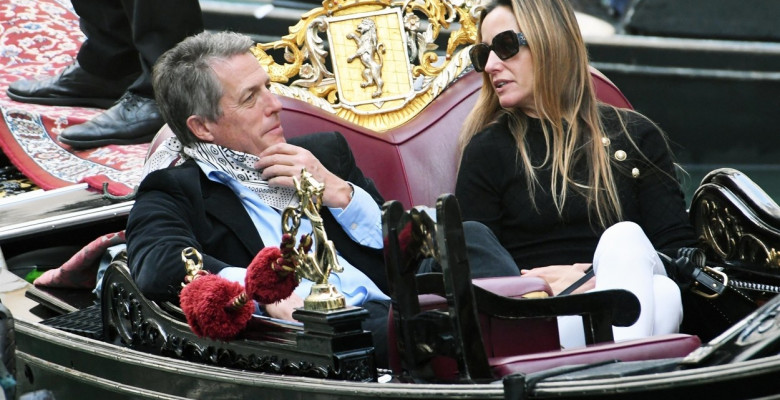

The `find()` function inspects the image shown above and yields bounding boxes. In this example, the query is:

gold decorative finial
[181,247,206,286]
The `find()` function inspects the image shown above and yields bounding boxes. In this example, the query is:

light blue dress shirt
[196,160,389,312]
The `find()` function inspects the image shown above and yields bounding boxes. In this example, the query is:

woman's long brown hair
[459,0,623,228]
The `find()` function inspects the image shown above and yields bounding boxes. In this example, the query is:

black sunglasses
[469,30,527,72]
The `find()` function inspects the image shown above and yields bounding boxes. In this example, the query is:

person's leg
[6,0,138,108]
[558,222,658,348]
[416,221,519,278]
[652,274,683,335]
[361,300,390,369]
[592,221,681,341]
[58,0,203,149]
[121,0,204,98]
[557,315,585,348]
[73,0,140,79]
[462,221,520,278]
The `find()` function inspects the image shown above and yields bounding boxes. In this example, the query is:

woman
[455,0,697,347]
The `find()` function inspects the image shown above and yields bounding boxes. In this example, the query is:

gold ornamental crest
[250,0,481,132]
[328,9,414,112]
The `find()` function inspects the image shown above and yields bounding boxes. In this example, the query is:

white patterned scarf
[142,137,299,211]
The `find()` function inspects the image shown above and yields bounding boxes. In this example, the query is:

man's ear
[186,115,214,142]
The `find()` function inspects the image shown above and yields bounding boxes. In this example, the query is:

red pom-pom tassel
[179,274,254,341]
[245,244,299,304]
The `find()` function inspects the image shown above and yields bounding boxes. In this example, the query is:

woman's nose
[483,51,502,73]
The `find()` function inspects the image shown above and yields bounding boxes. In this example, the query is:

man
[127,30,394,365]
[127,31,518,368]
[6,0,203,149]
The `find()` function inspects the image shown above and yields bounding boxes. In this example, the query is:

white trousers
[557,221,683,348]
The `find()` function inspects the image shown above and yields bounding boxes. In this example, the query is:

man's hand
[264,292,305,321]
[255,143,352,208]
[520,263,594,296]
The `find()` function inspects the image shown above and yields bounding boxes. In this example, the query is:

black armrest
[474,287,640,345]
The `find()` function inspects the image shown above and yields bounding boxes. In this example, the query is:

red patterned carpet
[0,0,147,197]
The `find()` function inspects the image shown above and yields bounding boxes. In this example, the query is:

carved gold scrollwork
[410,209,437,259]
[698,197,780,270]
[738,234,771,266]
[699,199,739,260]
[769,248,780,269]
[250,0,480,132]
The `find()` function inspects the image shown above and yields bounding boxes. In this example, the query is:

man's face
[200,52,285,155]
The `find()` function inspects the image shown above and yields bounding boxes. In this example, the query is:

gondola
[1,0,780,398]
[2,170,780,399]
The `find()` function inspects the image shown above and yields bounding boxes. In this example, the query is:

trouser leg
[652,274,683,335]
[559,222,682,348]
[361,300,390,369]
[120,0,204,97]
[462,221,520,278]
[593,221,681,341]
[418,221,519,278]
[72,0,140,79]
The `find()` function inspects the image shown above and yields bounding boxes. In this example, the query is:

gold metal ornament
[769,248,780,269]
[281,169,347,311]
[181,247,205,286]
[250,0,480,132]
[345,17,386,98]
[697,198,780,270]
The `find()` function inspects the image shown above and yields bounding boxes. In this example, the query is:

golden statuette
[281,169,347,311]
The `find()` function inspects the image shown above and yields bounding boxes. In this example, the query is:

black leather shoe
[58,93,163,149]
[6,62,136,109]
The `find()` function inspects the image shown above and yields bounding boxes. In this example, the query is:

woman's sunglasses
[469,30,527,72]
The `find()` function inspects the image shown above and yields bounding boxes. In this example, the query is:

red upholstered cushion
[472,276,553,297]
[490,333,701,377]
[413,276,554,308]
[34,230,126,289]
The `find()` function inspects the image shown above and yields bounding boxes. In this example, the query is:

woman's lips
[493,79,511,91]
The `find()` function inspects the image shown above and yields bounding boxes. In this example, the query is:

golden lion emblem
[346,18,386,98]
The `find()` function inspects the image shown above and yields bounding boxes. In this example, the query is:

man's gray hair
[153,31,256,146]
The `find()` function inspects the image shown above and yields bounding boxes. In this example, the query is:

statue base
[304,283,346,311]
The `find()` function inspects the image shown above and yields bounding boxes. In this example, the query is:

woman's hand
[520,263,594,296]
[255,143,352,209]
[264,292,304,321]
